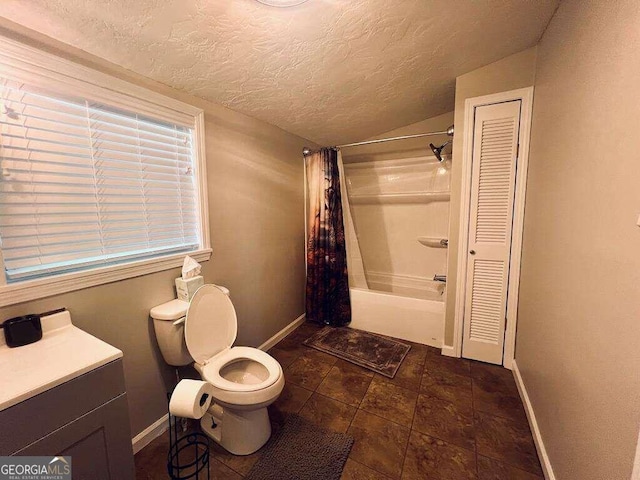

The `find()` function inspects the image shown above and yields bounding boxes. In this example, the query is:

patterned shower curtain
[305,148,351,326]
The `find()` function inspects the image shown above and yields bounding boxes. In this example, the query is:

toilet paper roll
[169,379,214,419]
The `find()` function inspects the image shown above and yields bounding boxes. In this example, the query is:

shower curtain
[305,148,351,326]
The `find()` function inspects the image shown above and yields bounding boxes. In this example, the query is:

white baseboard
[258,313,306,351]
[632,427,640,480]
[440,344,458,357]
[132,414,169,454]
[132,313,305,453]
[512,360,556,480]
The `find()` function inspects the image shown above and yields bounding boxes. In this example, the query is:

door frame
[452,87,534,369]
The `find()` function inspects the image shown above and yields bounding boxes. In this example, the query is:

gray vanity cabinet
[0,359,135,480]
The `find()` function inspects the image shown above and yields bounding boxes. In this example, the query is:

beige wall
[0,19,311,437]
[444,47,537,345]
[516,0,640,478]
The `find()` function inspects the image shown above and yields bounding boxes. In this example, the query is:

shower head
[429,140,451,162]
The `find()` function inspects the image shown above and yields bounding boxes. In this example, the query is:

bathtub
[348,287,445,348]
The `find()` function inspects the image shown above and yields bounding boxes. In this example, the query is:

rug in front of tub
[303,326,411,378]
[245,414,353,480]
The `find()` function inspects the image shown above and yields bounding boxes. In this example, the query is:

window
[0,36,210,306]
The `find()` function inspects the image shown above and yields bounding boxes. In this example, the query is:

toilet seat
[185,285,283,396]
[201,347,281,392]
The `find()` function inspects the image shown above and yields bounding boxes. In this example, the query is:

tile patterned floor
[135,321,543,479]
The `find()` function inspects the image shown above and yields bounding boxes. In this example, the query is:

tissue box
[175,276,204,301]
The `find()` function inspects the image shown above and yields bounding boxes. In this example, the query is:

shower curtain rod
[337,129,451,148]
[302,125,454,156]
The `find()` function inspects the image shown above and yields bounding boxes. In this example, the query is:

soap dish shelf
[417,237,448,248]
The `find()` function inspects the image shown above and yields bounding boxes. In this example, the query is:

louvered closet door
[462,101,521,365]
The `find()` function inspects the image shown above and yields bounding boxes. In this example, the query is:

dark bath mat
[303,326,411,378]
[245,414,353,480]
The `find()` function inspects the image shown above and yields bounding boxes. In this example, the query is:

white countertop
[0,310,122,411]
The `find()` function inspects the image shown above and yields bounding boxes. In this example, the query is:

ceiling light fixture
[256,0,309,6]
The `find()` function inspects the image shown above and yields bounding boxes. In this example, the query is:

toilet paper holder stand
[167,393,211,480]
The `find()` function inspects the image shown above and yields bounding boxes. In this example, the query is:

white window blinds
[0,78,201,282]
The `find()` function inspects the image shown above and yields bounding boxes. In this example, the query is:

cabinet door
[0,361,126,456]
[16,394,135,480]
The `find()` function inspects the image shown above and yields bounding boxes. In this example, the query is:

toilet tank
[150,299,192,366]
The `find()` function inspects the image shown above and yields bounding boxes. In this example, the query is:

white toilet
[150,284,285,455]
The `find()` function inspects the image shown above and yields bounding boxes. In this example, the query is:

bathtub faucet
[433,274,447,283]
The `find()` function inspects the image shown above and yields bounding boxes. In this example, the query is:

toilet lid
[185,284,237,364]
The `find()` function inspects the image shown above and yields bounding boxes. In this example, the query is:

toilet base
[200,404,271,455]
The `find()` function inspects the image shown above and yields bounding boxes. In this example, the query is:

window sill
[0,248,212,308]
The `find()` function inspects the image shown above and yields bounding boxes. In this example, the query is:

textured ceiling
[0,0,559,145]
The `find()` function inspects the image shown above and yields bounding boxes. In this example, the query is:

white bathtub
[348,287,444,348]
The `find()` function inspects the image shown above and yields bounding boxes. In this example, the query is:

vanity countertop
[0,310,122,411]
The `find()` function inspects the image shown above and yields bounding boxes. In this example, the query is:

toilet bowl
[150,284,284,455]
